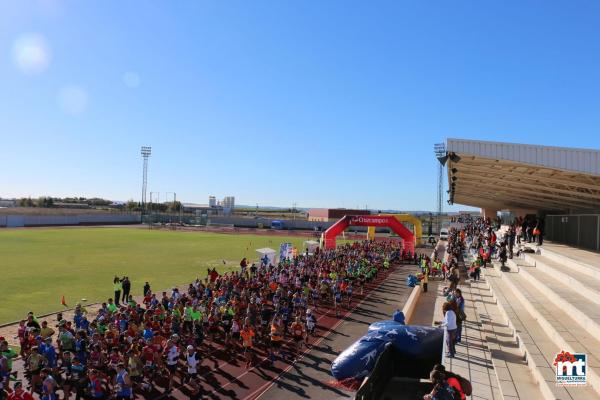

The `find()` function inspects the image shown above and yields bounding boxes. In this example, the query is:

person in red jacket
[432,364,468,400]
[7,382,35,400]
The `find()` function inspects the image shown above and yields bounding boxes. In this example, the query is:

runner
[240,324,255,369]
[290,317,306,356]
[7,382,34,400]
[163,339,180,393]
[269,316,284,363]
[114,363,133,400]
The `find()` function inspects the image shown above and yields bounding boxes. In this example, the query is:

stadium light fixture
[141,146,152,214]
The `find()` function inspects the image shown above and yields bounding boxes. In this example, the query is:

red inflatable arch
[323,215,415,252]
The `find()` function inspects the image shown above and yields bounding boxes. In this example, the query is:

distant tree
[37,196,55,208]
[167,201,182,212]
[88,197,111,206]
[126,200,139,211]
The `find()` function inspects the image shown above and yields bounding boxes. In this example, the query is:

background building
[208,196,217,207]
[308,208,371,222]
[0,198,16,208]
[222,196,235,209]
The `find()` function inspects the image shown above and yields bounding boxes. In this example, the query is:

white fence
[0,213,141,227]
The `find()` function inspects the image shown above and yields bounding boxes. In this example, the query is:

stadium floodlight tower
[433,142,446,235]
[140,146,151,214]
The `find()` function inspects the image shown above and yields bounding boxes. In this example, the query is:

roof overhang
[445,139,600,213]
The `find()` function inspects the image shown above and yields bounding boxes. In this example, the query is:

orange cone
[61,295,67,307]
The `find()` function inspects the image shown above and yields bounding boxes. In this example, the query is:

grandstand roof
[445,138,600,212]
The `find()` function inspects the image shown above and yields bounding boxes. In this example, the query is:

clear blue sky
[1,1,599,211]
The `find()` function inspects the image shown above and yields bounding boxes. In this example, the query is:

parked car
[439,228,449,241]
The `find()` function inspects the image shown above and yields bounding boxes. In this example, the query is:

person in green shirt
[191,309,202,322]
[107,298,118,313]
[0,340,18,371]
[113,277,122,306]
[97,320,108,334]
[58,326,75,352]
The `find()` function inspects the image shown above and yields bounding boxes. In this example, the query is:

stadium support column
[482,208,499,219]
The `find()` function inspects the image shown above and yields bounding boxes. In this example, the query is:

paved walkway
[436,270,502,400]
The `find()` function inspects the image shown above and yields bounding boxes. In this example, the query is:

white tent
[256,247,277,266]
[303,240,319,254]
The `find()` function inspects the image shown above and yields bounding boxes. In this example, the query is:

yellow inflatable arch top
[367,213,423,246]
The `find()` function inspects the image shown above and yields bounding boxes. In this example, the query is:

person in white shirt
[185,345,201,385]
[164,340,180,392]
[439,302,457,358]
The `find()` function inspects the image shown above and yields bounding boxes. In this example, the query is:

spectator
[439,302,457,358]
[423,370,459,400]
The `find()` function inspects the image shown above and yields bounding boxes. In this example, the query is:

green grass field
[0,227,322,324]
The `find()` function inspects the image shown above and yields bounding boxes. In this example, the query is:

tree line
[15,197,181,213]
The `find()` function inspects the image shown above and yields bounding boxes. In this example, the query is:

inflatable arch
[367,214,423,246]
[323,215,415,252]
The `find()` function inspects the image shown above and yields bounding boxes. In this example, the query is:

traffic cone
[61,295,67,307]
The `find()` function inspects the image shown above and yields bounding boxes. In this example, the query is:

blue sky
[1,1,599,210]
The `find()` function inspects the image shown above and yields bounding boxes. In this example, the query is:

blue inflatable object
[407,274,420,287]
[331,319,443,381]
[392,310,405,324]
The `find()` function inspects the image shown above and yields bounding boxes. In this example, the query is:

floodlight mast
[433,143,446,235]
[141,146,151,214]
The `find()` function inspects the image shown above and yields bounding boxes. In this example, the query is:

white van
[439,228,449,241]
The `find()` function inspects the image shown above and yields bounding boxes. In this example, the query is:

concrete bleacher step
[470,278,543,400]
[520,252,600,306]
[486,270,600,400]
[498,266,600,397]
[514,263,600,339]
[538,245,600,281]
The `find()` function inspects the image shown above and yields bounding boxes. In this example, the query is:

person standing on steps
[439,302,457,358]
[454,289,465,343]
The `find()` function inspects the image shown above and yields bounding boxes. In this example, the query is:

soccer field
[0,227,319,324]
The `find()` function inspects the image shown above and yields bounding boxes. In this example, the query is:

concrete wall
[0,213,141,227]
[208,216,338,231]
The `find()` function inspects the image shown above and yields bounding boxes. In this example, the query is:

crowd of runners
[0,239,406,400]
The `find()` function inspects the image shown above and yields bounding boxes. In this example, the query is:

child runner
[114,363,133,400]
